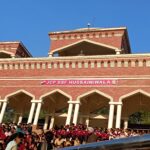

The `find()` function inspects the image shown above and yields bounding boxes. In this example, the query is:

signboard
[41,79,117,86]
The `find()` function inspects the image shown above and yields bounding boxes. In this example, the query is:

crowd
[0,122,149,150]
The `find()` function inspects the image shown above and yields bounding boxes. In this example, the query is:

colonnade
[0,99,128,129]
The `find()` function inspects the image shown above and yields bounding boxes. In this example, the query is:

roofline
[49,27,127,35]
[0,41,32,57]
[0,53,149,62]
[19,41,32,57]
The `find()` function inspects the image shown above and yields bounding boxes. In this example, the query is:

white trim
[68,101,80,104]
[50,39,118,55]
[49,27,127,34]
[77,89,113,102]
[0,53,150,62]
[5,89,35,100]
[119,89,150,102]
[0,50,14,57]
[31,100,42,103]
[0,76,150,80]
[40,89,72,100]
[0,100,7,102]
[109,102,122,105]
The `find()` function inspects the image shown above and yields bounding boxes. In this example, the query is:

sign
[41,79,117,86]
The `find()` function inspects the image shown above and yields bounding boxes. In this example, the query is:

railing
[61,134,150,150]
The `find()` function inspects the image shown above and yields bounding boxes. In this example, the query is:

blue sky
[0,0,150,57]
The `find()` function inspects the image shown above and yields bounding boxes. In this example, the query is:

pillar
[13,114,18,124]
[73,102,80,125]
[116,104,122,128]
[124,118,128,129]
[85,117,90,127]
[66,102,73,125]
[49,115,55,129]
[27,102,36,124]
[115,49,121,55]
[0,102,2,110]
[108,103,115,128]
[33,102,42,125]
[43,115,49,130]
[17,114,23,125]
[0,101,7,123]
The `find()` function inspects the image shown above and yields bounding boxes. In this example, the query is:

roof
[49,27,127,35]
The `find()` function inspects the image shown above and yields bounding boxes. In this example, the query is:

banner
[41,79,117,86]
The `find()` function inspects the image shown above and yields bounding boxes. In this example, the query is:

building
[0,27,150,130]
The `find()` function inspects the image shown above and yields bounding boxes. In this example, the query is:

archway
[40,89,71,129]
[77,90,113,127]
[3,90,35,124]
[120,90,150,129]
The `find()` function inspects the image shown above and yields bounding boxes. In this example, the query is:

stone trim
[0,56,149,70]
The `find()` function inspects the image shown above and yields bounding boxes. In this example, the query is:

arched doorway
[120,90,150,129]
[40,89,71,129]
[76,90,112,128]
[2,90,34,124]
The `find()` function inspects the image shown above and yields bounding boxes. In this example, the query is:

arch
[5,89,35,100]
[77,89,113,102]
[119,89,150,102]
[40,89,72,101]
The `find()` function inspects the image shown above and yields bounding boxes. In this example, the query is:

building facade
[0,27,150,130]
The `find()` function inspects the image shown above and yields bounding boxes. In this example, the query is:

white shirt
[5,140,17,150]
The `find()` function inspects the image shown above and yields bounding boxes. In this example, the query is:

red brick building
[0,27,150,129]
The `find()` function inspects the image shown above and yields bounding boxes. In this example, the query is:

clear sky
[0,0,150,57]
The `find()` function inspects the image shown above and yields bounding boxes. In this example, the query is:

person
[5,132,24,150]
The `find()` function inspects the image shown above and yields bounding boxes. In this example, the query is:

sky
[0,0,150,57]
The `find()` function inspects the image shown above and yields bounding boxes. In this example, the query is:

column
[33,102,42,125]
[124,118,128,129]
[0,101,7,123]
[115,49,121,55]
[27,102,36,124]
[0,102,2,110]
[116,104,122,128]
[108,103,115,128]
[65,102,73,125]
[49,115,55,129]
[17,114,23,125]
[85,117,90,127]
[13,114,18,124]
[73,102,80,125]
[43,115,49,130]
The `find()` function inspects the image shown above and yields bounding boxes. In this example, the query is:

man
[5,132,24,150]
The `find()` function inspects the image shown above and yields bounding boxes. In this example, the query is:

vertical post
[66,101,73,125]
[73,102,80,125]
[0,102,2,111]
[13,114,18,124]
[33,102,42,125]
[116,103,122,128]
[43,115,49,130]
[49,115,55,129]
[0,101,7,123]
[115,49,121,55]
[108,103,115,128]
[27,102,36,124]
[18,114,23,125]
[85,117,90,127]
[124,118,128,129]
